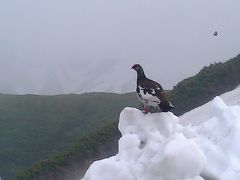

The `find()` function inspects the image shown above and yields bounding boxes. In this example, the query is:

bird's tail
[159,100,174,112]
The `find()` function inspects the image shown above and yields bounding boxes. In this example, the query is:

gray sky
[0,0,240,94]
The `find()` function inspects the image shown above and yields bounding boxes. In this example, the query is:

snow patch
[82,94,240,180]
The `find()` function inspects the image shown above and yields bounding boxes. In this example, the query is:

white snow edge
[82,93,240,180]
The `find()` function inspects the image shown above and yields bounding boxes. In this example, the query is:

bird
[131,64,174,113]
[213,31,218,36]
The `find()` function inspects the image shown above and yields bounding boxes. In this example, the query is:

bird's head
[131,64,146,79]
[131,64,142,71]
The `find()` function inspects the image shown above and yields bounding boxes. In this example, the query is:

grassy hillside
[15,122,121,180]
[14,53,240,180]
[0,93,139,179]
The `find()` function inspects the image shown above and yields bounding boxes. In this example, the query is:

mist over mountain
[0,0,240,94]
[0,60,137,95]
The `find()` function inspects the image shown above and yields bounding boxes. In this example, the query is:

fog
[0,0,240,94]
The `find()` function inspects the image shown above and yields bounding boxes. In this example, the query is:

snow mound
[82,96,240,180]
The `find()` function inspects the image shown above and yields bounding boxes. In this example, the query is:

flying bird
[213,31,218,36]
[132,64,174,113]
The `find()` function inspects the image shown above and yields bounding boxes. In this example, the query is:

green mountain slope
[0,93,139,179]
[170,54,240,115]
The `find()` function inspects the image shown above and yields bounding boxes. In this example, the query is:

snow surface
[82,87,240,180]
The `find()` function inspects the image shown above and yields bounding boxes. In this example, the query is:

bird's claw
[143,107,149,114]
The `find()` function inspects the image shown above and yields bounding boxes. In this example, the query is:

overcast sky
[0,0,240,94]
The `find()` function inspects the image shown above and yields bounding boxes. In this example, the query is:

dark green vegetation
[15,122,121,180]
[0,93,139,179]
[170,54,240,115]
[3,54,240,180]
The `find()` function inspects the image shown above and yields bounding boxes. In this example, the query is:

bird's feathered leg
[143,104,149,114]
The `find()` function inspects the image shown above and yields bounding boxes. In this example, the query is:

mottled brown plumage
[132,64,174,113]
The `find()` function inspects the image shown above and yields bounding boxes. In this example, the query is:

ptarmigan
[132,64,174,113]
